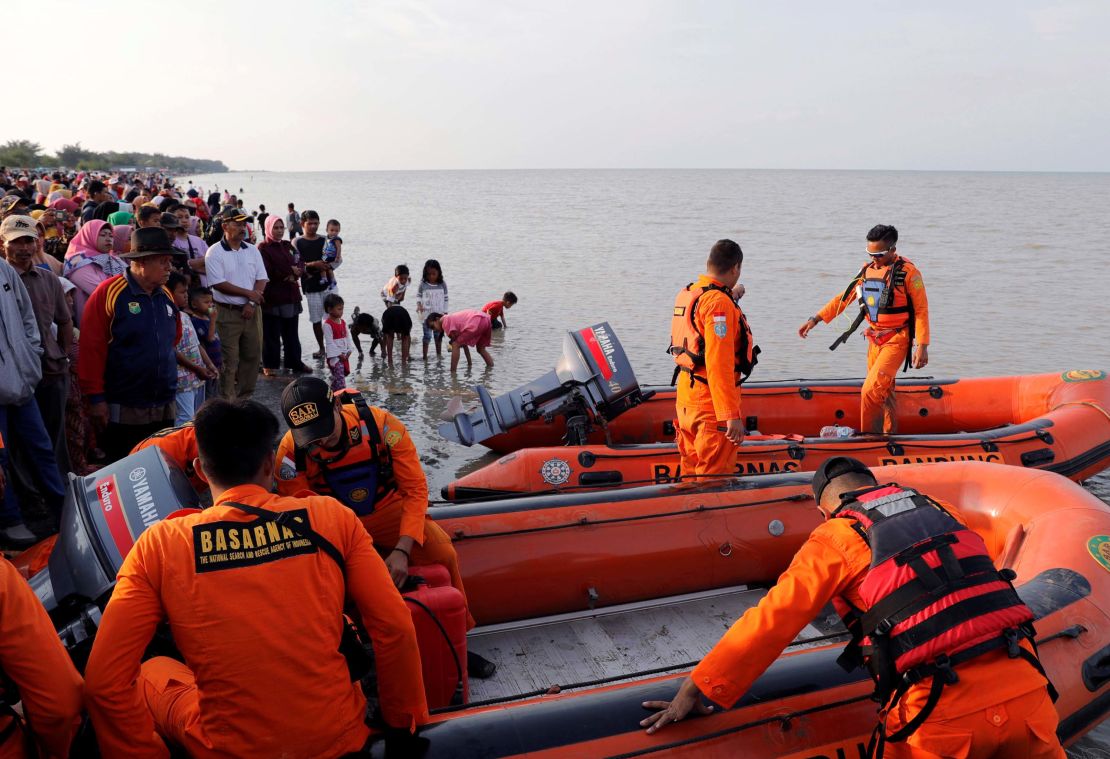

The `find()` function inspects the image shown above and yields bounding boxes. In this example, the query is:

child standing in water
[381,264,410,306]
[416,259,449,359]
[483,291,518,329]
[322,293,352,390]
[322,219,343,292]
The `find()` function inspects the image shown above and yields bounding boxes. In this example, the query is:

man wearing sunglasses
[798,224,929,434]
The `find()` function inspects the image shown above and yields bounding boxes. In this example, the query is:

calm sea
[184,169,1110,751]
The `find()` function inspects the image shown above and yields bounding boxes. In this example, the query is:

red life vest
[668,282,758,386]
[831,484,1049,752]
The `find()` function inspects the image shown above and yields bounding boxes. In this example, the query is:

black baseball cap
[811,456,874,503]
[281,377,337,448]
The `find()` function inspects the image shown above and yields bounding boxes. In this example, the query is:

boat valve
[587,586,599,609]
[768,520,785,537]
[719,542,733,557]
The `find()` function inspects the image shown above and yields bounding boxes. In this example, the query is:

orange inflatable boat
[372,462,1110,757]
[444,370,1110,498]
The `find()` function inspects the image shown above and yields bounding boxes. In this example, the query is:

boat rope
[448,494,812,541]
[603,692,875,758]
[1051,400,1110,425]
[429,629,852,715]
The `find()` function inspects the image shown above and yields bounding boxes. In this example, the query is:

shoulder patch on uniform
[385,429,403,447]
[911,275,923,290]
[193,509,316,573]
[712,313,728,338]
[278,456,298,481]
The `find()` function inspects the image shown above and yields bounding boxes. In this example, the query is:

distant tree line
[0,139,228,174]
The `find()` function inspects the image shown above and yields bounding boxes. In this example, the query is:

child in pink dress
[322,293,352,390]
[424,309,493,372]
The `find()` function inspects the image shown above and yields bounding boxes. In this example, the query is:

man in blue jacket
[77,227,181,462]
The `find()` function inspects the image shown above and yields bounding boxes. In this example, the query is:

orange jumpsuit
[0,558,83,759]
[131,423,206,494]
[275,404,475,628]
[816,256,929,434]
[691,502,1063,758]
[83,484,429,759]
[674,275,747,478]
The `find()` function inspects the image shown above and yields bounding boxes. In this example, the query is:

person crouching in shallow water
[85,398,429,757]
[641,456,1063,759]
[424,310,494,372]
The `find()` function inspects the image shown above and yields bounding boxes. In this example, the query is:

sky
[7,0,1110,172]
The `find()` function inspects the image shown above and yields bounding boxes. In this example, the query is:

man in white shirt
[204,210,268,400]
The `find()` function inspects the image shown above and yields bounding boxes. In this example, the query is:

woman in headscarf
[111,225,132,256]
[106,210,133,227]
[64,219,126,325]
[93,200,120,222]
[258,215,309,376]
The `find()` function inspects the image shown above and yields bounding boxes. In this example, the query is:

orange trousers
[862,331,910,434]
[360,501,475,629]
[675,405,738,478]
[888,686,1064,758]
[138,657,203,755]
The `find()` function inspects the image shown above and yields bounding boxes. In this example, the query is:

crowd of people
[0,167,518,549]
[0,165,1065,758]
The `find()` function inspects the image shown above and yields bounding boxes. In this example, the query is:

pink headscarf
[50,197,79,214]
[65,220,109,261]
[112,225,132,255]
[264,214,284,243]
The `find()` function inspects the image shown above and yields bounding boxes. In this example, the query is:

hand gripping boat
[442,364,1110,498]
[14,456,1110,755]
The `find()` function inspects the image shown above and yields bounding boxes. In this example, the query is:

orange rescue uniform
[275,404,475,628]
[691,502,1062,758]
[674,275,747,478]
[131,423,206,493]
[816,256,929,434]
[84,484,429,759]
[0,558,83,759]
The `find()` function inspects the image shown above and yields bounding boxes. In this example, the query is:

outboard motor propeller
[28,447,199,652]
[440,323,649,447]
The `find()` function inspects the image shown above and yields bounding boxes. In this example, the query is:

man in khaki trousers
[204,210,268,399]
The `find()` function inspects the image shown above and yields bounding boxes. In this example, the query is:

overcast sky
[9,1,1109,171]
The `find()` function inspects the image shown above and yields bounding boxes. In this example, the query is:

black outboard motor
[439,322,648,447]
[29,447,198,653]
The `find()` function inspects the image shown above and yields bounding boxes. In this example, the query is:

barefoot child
[350,306,382,357]
[380,305,412,366]
[170,273,217,423]
[482,291,518,329]
[322,219,343,292]
[425,310,494,372]
[416,259,448,359]
[381,264,410,306]
[322,293,352,391]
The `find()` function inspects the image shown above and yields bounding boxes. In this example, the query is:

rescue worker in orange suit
[641,457,1064,758]
[274,376,497,680]
[84,399,429,759]
[798,225,929,434]
[0,555,83,758]
[668,239,758,478]
[131,422,207,495]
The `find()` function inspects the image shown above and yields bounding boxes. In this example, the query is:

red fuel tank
[404,565,469,708]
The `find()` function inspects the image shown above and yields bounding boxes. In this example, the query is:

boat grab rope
[448,494,812,541]
[430,629,852,715]
[1051,400,1110,425]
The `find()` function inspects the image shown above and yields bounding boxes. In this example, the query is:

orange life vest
[668,282,758,386]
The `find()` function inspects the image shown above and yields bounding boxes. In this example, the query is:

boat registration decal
[1063,369,1106,383]
[540,458,572,486]
[1088,536,1110,573]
